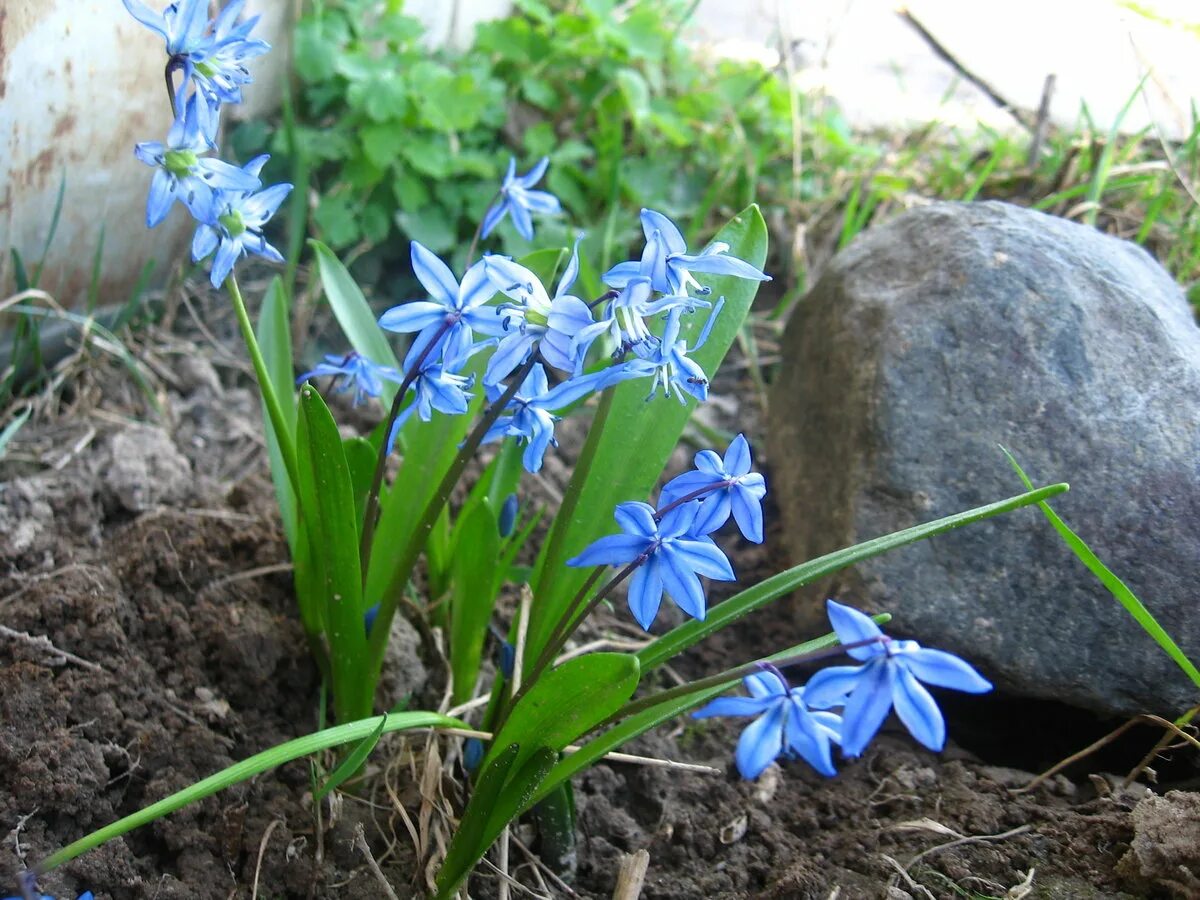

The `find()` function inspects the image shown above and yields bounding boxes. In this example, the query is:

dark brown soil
[2,347,1196,899]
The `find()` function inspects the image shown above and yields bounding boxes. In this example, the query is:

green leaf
[297,386,370,720]
[449,499,502,705]
[395,205,456,255]
[526,206,769,658]
[615,68,651,126]
[313,193,360,248]
[343,436,377,533]
[315,712,387,801]
[257,278,298,546]
[39,712,465,874]
[1002,449,1200,690]
[638,483,1070,671]
[361,123,401,169]
[310,240,402,406]
[483,652,640,777]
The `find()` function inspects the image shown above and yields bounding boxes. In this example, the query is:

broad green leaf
[257,277,298,546]
[449,499,502,704]
[342,436,377,533]
[482,652,640,776]
[638,483,1069,671]
[615,68,651,126]
[315,713,387,801]
[297,386,370,720]
[310,240,402,405]
[40,712,465,874]
[1003,449,1200,690]
[526,205,769,658]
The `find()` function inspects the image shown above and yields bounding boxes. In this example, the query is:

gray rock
[768,201,1200,717]
[100,424,194,512]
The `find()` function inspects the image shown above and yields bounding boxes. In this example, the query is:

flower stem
[357,319,455,584]
[363,352,541,690]
[226,274,300,496]
[652,481,729,522]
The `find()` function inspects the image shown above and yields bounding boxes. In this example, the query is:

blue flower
[604,209,771,297]
[571,276,699,361]
[481,363,614,473]
[567,500,735,629]
[498,494,519,538]
[614,300,722,404]
[660,433,767,543]
[190,157,292,287]
[2,891,93,900]
[187,0,270,130]
[134,93,260,227]
[481,157,562,242]
[693,668,843,779]
[297,351,404,406]
[804,600,993,757]
[385,366,476,454]
[379,243,503,374]
[482,237,596,383]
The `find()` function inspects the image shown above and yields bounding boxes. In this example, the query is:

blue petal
[730,487,764,543]
[825,599,886,661]
[724,434,752,475]
[536,368,610,409]
[675,251,770,282]
[510,199,533,241]
[520,412,557,473]
[657,500,700,539]
[241,183,292,226]
[521,189,561,213]
[600,260,640,289]
[614,501,657,538]
[639,208,687,256]
[210,237,241,287]
[567,533,649,568]
[660,469,722,505]
[784,700,838,776]
[146,169,177,227]
[483,332,534,386]
[892,666,946,751]
[670,538,735,581]
[517,156,550,187]
[480,199,508,239]
[690,491,732,536]
[122,0,169,39]
[191,224,219,262]
[658,549,707,620]
[692,695,776,718]
[734,703,786,779]
[627,558,664,630]
[745,671,786,698]
[410,241,460,307]
[379,300,446,334]
[694,448,726,476]
[839,660,896,757]
[901,648,993,694]
[803,664,864,710]
[555,236,583,298]
[459,260,499,312]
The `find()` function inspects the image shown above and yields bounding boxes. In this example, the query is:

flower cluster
[694,600,993,779]
[127,0,291,288]
[568,435,765,629]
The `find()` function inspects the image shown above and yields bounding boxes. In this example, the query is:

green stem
[36,711,464,874]
[364,353,540,685]
[226,274,300,496]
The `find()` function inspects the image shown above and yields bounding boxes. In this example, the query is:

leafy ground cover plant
[7,2,1112,897]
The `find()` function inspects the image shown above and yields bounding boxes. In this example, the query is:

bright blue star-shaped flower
[482,237,597,384]
[135,93,260,227]
[613,300,723,404]
[660,433,767,543]
[379,242,503,374]
[385,365,476,453]
[569,275,699,364]
[190,155,291,287]
[188,0,270,127]
[297,351,404,406]
[693,668,843,779]
[568,500,735,630]
[481,363,615,473]
[603,209,771,297]
[804,600,993,757]
[123,0,212,56]
[481,157,562,242]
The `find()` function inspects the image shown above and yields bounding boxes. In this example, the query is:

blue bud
[364,603,381,637]
[498,493,519,538]
[463,737,484,771]
[499,641,516,678]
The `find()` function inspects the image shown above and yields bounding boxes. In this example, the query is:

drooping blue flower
[570,275,698,363]
[187,0,270,132]
[134,93,260,227]
[481,364,615,473]
[379,243,503,374]
[614,300,723,404]
[385,366,476,454]
[660,433,767,543]
[567,500,735,629]
[297,351,404,407]
[190,156,291,287]
[603,209,771,296]
[804,600,993,757]
[693,668,843,779]
[482,237,596,383]
[480,157,562,242]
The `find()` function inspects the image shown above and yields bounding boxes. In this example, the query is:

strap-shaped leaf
[315,713,387,801]
[256,277,298,546]
[525,205,769,659]
[449,498,502,704]
[297,386,370,720]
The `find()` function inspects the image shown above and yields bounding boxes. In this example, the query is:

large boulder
[768,200,1200,717]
